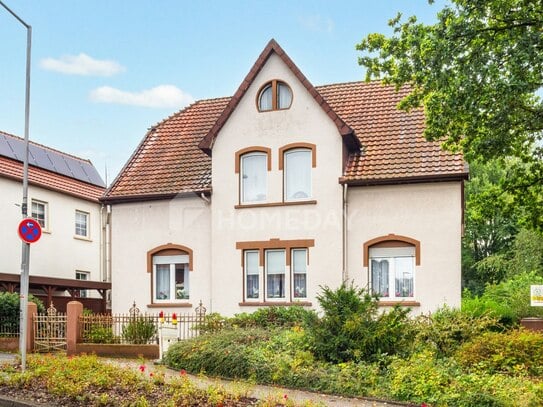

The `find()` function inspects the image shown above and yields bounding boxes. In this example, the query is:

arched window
[279,143,316,202]
[257,80,292,111]
[363,235,420,300]
[147,244,193,303]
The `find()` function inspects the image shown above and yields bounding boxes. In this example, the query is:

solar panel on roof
[0,136,14,158]
[65,158,88,181]
[47,151,72,177]
[6,137,25,161]
[29,145,55,172]
[0,132,105,187]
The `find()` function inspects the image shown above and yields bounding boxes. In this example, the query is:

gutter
[342,183,348,283]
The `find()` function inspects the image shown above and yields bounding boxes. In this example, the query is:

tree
[462,160,519,292]
[357,0,543,229]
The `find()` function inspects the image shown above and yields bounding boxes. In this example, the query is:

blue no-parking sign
[18,218,42,244]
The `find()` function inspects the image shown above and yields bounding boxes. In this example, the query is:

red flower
[180,369,187,376]
[139,365,146,372]
[150,372,154,377]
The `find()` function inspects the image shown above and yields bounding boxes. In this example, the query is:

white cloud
[40,53,125,76]
[89,85,194,108]
[299,15,335,33]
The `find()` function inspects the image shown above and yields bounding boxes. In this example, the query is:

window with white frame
[75,210,89,238]
[370,246,415,299]
[292,249,307,298]
[31,199,47,229]
[240,152,267,203]
[245,250,260,299]
[75,270,89,298]
[242,243,311,302]
[284,149,312,201]
[153,255,190,302]
[266,249,286,299]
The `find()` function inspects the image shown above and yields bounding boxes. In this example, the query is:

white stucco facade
[108,45,465,316]
[346,182,463,314]
[0,177,103,285]
[110,196,211,314]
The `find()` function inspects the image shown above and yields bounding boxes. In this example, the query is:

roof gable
[198,39,360,155]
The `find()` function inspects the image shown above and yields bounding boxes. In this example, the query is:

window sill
[235,200,317,209]
[239,301,312,307]
[148,302,192,308]
[74,235,92,242]
[378,300,420,307]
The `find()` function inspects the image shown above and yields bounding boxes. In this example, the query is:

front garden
[164,277,543,406]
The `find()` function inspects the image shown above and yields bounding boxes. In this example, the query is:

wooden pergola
[0,272,111,313]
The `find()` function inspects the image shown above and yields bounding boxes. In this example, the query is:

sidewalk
[106,358,409,407]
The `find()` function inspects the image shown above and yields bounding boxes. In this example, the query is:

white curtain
[266,250,285,298]
[259,85,273,111]
[277,83,292,109]
[245,251,259,299]
[371,259,389,297]
[292,249,307,298]
[155,264,170,300]
[242,154,267,202]
[395,257,414,297]
[285,150,311,200]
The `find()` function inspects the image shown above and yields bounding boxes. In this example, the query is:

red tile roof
[103,97,229,202]
[0,155,105,202]
[104,80,466,202]
[316,81,467,184]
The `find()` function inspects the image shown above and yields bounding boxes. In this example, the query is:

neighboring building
[103,40,468,316]
[0,131,110,312]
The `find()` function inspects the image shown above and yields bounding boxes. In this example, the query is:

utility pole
[0,0,32,371]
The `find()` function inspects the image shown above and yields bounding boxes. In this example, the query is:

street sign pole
[0,0,32,371]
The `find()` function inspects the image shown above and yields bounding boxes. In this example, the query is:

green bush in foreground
[308,284,412,363]
[456,329,543,377]
[387,351,543,406]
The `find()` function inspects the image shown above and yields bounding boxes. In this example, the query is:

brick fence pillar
[26,302,37,353]
[66,301,83,356]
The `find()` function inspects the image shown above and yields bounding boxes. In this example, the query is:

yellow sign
[531,285,543,307]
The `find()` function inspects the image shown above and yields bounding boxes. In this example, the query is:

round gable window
[257,80,292,112]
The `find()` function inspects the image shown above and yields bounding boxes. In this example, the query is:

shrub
[308,283,412,363]
[0,292,45,335]
[164,327,273,378]
[413,306,498,357]
[483,271,543,322]
[122,316,157,344]
[387,351,543,406]
[461,290,515,325]
[228,306,318,329]
[456,329,543,377]
[85,325,119,344]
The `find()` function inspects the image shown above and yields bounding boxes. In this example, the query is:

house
[0,131,111,312]
[102,40,468,316]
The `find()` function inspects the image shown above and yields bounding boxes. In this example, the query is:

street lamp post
[0,0,32,371]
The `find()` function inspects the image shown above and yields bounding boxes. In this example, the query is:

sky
[0,1,445,185]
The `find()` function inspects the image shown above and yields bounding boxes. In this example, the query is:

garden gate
[33,302,67,352]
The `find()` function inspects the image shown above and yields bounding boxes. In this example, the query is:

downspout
[198,192,212,312]
[342,183,348,283]
[100,205,105,282]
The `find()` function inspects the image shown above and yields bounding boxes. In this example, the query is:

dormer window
[257,80,292,111]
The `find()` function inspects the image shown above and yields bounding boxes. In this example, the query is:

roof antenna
[104,161,108,187]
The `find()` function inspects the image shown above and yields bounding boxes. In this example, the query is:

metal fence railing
[0,316,19,337]
[79,302,207,345]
